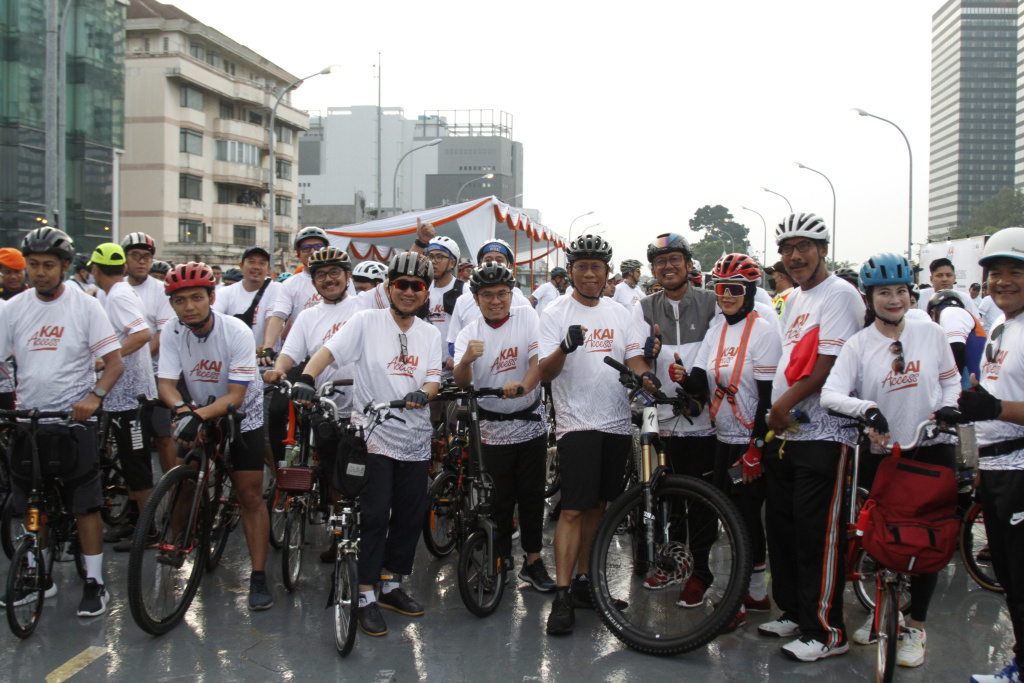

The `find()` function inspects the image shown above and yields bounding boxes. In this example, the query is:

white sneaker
[0,576,57,607]
[758,617,800,638]
[972,658,1022,683]
[896,627,925,667]
[781,635,850,662]
[852,609,906,645]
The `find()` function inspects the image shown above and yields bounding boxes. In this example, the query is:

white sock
[748,562,767,601]
[381,581,400,595]
[84,553,103,584]
[359,590,376,606]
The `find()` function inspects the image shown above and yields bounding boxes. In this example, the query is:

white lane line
[45,646,108,683]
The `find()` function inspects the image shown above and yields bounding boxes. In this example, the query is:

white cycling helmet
[425,235,461,261]
[979,227,1024,267]
[691,258,701,273]
[352,260,388,281]
[775,212,829,245]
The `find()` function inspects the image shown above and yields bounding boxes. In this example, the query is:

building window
[163,36,169,52]
[206,51,219,68]
[219,100,234,119]
[143,37,150,53]
[215,139,261,167]
[179,85,203,111]
[274,124,293,145]
[179,128,202,155]
[275,231,290,251]
[275,160,292,181]
[247,110,263,126]
[233,225,256,246]
[275,196,291,216]
[179,173,202,200]
[223,59,236,76]
[189,42,204,61]
[178,219,204,243]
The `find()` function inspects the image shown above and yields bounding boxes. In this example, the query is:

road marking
[45,646,107,683]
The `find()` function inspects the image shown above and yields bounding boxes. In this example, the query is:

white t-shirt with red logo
[821,319,960,453]
[428,279,456,370]
[98,275,174,372]
[158,313,263,433]
[613,281,643,310]
[212,278,281,350]
[322,309,442,461]
[771,274,865,445]
[532,282,562,315]
[447,286,529,347]
[694,313,781,445]
[102,281,158,413]
[268,270,322,322]
[454,305,545,445]
[539,294,644,439]
[937,305,975,344]
[975,313,1024,470]
[0,285,121,413]
[280,297,360,417]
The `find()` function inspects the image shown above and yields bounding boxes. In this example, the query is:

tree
[949,187,1023,239]
[687,205,752,270]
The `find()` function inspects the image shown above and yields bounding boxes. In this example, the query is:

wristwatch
[91,387,107,400]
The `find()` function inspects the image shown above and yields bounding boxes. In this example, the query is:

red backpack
[858,451,959,575]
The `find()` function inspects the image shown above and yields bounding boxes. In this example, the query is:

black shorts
[150,405,171,438]
[10,422,103,515]
[175,426,266,472]
[109,409,154,491]
[557,430,632,511]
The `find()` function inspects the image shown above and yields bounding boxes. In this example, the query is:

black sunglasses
[889,340,906,374]
[392,279,428,292]
[986,323,1005,364]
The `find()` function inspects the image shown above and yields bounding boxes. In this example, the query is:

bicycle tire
[422,471,458,558]
[876,581,899,683]
[207,473,235,571]
[5,536,45,638]
[282,506,305,593]
[1,494,24,560]
[853,550,913,613]
[960,501,1002,593]
[589,474,752,656]
[268,488,286,550]
[127,464,210,636]
[457,529,505,617]
[335,553,359,656]
[100,460,131,526]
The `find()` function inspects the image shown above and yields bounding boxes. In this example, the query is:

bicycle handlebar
[826,409,951,452]
[0,409,75,421]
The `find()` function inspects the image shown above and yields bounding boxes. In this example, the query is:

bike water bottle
[284,443,300,466]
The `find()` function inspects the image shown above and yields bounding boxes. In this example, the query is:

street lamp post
[794,162,837,267]
[268,65,337,246]
[455,173,495,204]
[391,138,442,216]
[853,108,913,261]
[760,187,793,213]
[581,222,601,233]
[709,231,728,258]
[499,193,524,204]
[740,205,768,265]
[567,211,595,244]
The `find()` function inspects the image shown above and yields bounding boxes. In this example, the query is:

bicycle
[125,402,245,635]
[421,382,471,559]
[0,409,88,638]
[95,411,131,528]
[542,383,560,498]
[588,357,752,656]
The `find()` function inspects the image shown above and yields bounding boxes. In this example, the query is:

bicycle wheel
[5,536,45,638]
[1,495,24,560]
[268,488,287,550]
[457,529,506,617]
[207,474,236,571]
[876,581,899,683]
[422,471,458,558]
[127,464,210,635]
[282,506,305,592]
[960,501,1002,593]
[334,553,359,656]
[853,550,912,613]
[589,474,752,656]
[100,460,131,526]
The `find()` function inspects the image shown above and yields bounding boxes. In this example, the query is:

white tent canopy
[322,196,566,274]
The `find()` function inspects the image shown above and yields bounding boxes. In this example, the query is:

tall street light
[712,228,734,252]
[581,222,601,232]
[499,193,524,204]
[740,205,768,265]
[268,65,338,245]
[455,173,495,203]
[794,162,837,268]
[760,186,793,213]
[567,211,595,243]
[391,138,442,216]
[853,108,913,261]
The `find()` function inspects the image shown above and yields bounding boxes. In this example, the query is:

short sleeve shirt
[102,281,157,412]
[975,313,1024,470]
[212,278,282,349]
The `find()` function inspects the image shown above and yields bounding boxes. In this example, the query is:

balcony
[211,203,267,223]
[213,117,267,145]
[212,161,267,188]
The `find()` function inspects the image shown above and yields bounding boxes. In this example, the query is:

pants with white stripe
[764,439,847,646]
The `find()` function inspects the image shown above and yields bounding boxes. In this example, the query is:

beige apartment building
[121,0,309,269]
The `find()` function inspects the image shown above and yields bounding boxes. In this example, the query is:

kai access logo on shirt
[320,321,344,347]
[882,360,920,393]
[26,325,64,351]
[190,359,222,383]
[387,354,419,378]
[428,302,445,324]
[490,346,519,374]
[983,350,1007,381]
[304,293,322,310]
[718,346,738,368]
[783,313,810,345]
[584,329,614,353]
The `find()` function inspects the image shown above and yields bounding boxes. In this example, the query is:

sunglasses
[298,242,327,253]
[986,323,1005,364]
[399,333,408,363]
[890,340,906,374]
[392,279,428,292]
[715,282,746,297]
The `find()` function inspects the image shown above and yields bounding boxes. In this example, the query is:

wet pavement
[0,494,1016,683]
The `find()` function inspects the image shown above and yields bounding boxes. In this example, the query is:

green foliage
[950,187,1024,239]
[687,205,752,270]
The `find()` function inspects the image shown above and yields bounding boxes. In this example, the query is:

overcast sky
[171,0,937,269]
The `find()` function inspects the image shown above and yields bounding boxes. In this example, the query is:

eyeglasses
[425,253,451,263]
[312,267,345,282]
[715,282,746,297]
[986,323,1005,363]
[399,333,408,363]
[570,262,607,274]
[889,340,906,374]
[779,240,815,256]
[652,253,685,270]
[298,242,327,253]
[478,290,511,302]
[126,251,153,262]
[392,279,428,292]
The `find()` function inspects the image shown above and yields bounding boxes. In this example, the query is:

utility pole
[375,53,382,218]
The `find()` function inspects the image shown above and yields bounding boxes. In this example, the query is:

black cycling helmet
[566,234,613,265]
[469,262,516,294]
[647,233,692,263]
[22,227,75,263]
[293,226,329,250]
[388,252,433,283]
[222,267,243,283]
[307,246,352,273]
[927,289,966,316]
[550,266,568,279]
[71,253,91,272]
[149,260,171,275]
[834,267,860,288]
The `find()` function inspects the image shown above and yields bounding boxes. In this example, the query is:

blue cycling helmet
[277,272,293,282]
[858,252,913,294]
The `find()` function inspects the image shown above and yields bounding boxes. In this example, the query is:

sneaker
[571,576,627,610]
[103,522,134,543]
[896,627,926,668]
[113,527,160,553]
[972,658,1021,683]
[676,577,708,608]
[518,556,556,593]
[358,601,388,636]
[745,594,771,612]
[722,608,747,634]
[781,635,850,662]
[0,576,57,607]
[248,573,274,611]
[76,579,110,618]
[546,593,575,635]
[511,518,520,541]
[378,587,424,616]
[758,617,800,638]
[852,609,905,645]
[642,565,687,590]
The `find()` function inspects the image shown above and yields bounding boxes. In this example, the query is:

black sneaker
[77,578,110,617]
[546,592,575,635]
[377,587,424,616]
[103,522,134,543]
[320,538,339,564]
[248,573,274,611]
[572,575,627,610]
[358,601,388,636]
[518,556,556,592]
[113,527,160,553]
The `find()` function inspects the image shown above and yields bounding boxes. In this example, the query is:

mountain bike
[96,411,130,527]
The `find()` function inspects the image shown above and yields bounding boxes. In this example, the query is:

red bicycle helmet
[712,253,761,283]
[164,261,216,295]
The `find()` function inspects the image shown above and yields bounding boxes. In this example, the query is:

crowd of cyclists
[1,212,1022,683]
